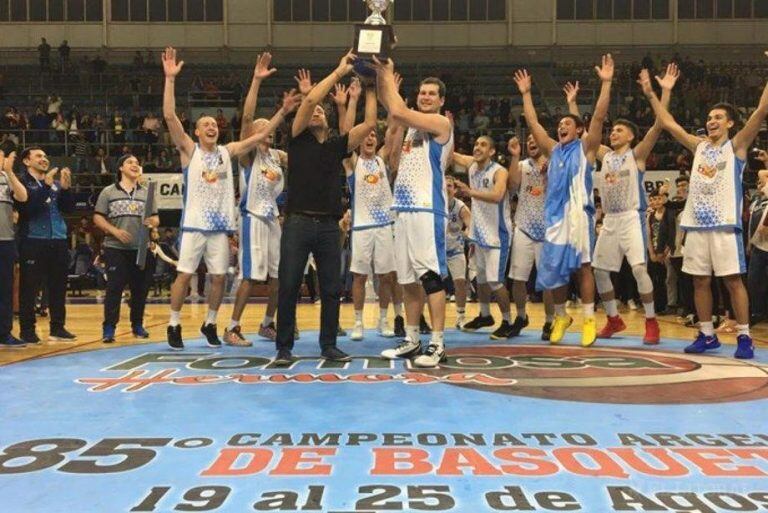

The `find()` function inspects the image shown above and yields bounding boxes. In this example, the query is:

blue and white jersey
[468,161,512,249]
[596,149,645,215]
[392,128,453,217]
[348,154,394,230]
[514,158,547,241]
[447,197,468,257]
[181,144,236,233]
[239,148,283,221]
[681,139,743,231]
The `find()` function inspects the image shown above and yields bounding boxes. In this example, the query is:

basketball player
[445,176,471,329]
[513,54,614,347]
[224,53,291,346]
[162,47,299,350]
[452,138,514,339]
[375,58,454,368]
[643,54,768,359]
[506,136,555,340]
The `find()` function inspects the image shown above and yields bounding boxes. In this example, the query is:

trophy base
[353,24,394,61]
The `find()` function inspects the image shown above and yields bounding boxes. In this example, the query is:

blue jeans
[276,214,341,352]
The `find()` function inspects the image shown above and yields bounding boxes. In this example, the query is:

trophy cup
[353,0,395,62]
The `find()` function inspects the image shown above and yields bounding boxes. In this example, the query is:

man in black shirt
[275,51,378,364]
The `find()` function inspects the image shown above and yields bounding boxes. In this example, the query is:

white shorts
[394,211,447,285]
[239,215,281,281]
[509,227,543,281]
[447,252,467,282]
[350,224,396,275]
[682,229,746,277]
[475,244,510,285]
[593,211,647,272]
[177,231,230,275]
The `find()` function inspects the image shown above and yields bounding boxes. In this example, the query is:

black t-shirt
[286,129,349,218]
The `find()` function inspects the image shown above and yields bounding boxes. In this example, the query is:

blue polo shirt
[15,171,75,241]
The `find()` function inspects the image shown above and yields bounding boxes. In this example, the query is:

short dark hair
[614,118,640,145]
[560,114,585,130]
[420,77,446,99]
[675,176,689,185]
[20,146,43,163]
[649,189,662,198]
[710,102,738,123]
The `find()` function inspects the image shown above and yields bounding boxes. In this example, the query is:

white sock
[379,308,388,321]
[502,311,511,322]
[480,303,491,316]
[169,310,181,327]
[406,325,420,343]
[354,310,363,324]
[736,324,750,337]
[605,299,618,317]
[583,303,595,317]
[554,304,566,317]
[262,314,274,327]
[432,331,444,348]
[643,301,656,318]
[206,309,217,325]
[393,303,403,317]
[700,321,714,337]
[228,319,239,330]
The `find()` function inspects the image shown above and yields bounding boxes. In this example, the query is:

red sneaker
[597,315,626,338]
[643,318,660,345]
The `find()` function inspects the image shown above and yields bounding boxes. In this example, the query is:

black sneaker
[20,330,41,344]
[167,325,184,351]
[462,315,495,332]
[507,316,529,338]
[541,321,553,341]
[491,320,514,340]
[274,349,296,365]
[394,315,406,337]
[419,315,432,335]
[321,346,352,362]
[200,323,222,348]
[49,327,77,341]
[337,326,347,337]
[0,335,27,348]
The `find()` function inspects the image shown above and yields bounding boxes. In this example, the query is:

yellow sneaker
[581,317,597,347]
[549,315,573,344]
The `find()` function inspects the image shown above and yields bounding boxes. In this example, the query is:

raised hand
[371,56,394,75]
[507,137,521,157]
[44,167,59,186]
[348,77,362,101]
[445,110,454,126]
[393,72,403,92]
[59,167,72,190]
[595,53,614,82]
[757,149,768,164]
[3,151,16,173]
[253,52,277,81]
[655,62,680,91]
[281,89,302,114]
[336,49,357,77]
[294,69,313,95]
[637,69,653,96]
[331,83,348,106]
[513,69,532,95]
[563,81,580,103]
[161,47,184,78]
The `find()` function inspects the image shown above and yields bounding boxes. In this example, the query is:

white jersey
[595,149,645,215]
[447,197,467,257]
[468,161,512,249]
[681,139,743,231]
[514,158,547,242]
[181,144,236,233]
[348,154,394,230]
[239,148,283,221]
[392,128,453,217]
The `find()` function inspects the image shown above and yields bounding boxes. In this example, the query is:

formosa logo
[75,346,768,405]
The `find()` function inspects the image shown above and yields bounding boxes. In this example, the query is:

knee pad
[419,271,445,295]
[632,264,653,295]
[594,268,614,294]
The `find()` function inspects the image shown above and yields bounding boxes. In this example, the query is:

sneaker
[683,314,697,328]
[684,332,721,354]
[200,323,222,348]
[549,315,573,344]
[0,335,27,348]
[381,338,421,360]
[167,325,184,350]
[35,306,48,317]
[20,330,41,344]
[413,343,446,368]
[643,318,660,345]
[734,334,754,359]
[102,325,116,344]
[224,325,252,347]
[491,320,514,340]
[321,346,352,362]
[258,322,277,341]
[627,299,638,311]
[507,316,529,338]
[419,315,432,334]
[351,322,364,341]
[456,314,466,330]
[581,317,597,347]
[461,314,495,332]
[541,321,553,341]
[132,325,149,339]
[598,315,626,339]
[274,349,296,365]
[394,315,405,337]
[378,318,395,338]
[49,327,77,342]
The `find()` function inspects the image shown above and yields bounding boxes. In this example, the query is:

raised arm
[347,87,378,153]
[564,81,581,117]
[292,51,355,138]
[583,54,614,158]
[634,63,679,164]
[506,137,522,191]
[452,152,474,168]
[733,54,768,158]
[644,73,701,153]
[342,78,363,136]
[331,82,350,134]
[228,90,301,158]
[513,69,556,157]
[240,52,277,139]
[378,73,405,172]
[161,47,195,163]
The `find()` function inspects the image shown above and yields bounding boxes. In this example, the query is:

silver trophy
[364,0,391,25]
[354,0,395,61]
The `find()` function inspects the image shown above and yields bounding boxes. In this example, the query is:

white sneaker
[351,322,364,341]
[378,318,395,337]
[413,343,446,368]
[456,314,466,330]
[381,338,421,359]
[628,299,638,311]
